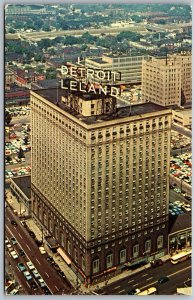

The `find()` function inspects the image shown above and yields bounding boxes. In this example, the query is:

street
[97,259,191,295]
[5,206,74,295]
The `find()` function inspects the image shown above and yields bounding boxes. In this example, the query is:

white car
[38,278,46,287]
[23,271,32,281]
[26,261,35,270]
[10,251,18,259]
[39,246,46,254]
[32,269,41,279]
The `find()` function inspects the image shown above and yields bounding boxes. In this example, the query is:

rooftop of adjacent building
[11,175,31,199]
[169,213,191,234]
[31,88,169,125]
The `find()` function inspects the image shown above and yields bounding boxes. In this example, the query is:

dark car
[158,276,169,284]
[42,286,51,295]
[30,281,38,291]
[11,220,17,226]
[19,249,26,257]
[128,288,140,295]
[151,259,163,268]
[29,231,36,238]
[10,237,17,245]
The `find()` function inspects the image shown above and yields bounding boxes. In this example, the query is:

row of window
[92,235,164,274]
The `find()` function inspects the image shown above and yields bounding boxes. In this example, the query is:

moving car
[128,288,140,295]
[158,276,169,284]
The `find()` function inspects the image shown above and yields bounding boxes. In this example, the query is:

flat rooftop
[32,88,169,125]
[12,175,31,199]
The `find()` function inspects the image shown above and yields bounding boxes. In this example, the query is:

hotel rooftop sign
[60,65,122,97]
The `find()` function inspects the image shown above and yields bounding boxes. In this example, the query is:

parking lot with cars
[5,106,31,179]
[171,131,191,150]
[170,153,192,187]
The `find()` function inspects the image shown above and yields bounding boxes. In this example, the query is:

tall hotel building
[142,53,192,107]
[31,86,171,284]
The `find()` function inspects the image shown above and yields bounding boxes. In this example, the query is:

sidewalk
[25,219,81,289]
[80,254,171,293]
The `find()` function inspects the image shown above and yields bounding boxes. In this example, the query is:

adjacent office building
[31,86,171,284]
[142,53,192,108]
[85,54,149,85]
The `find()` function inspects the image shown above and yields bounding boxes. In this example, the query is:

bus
[171,250,192,264]
[136,287,157,295]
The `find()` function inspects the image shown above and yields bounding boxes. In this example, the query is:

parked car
[42,286,51,295]
[11,220,17,226]
[10,237,17,245]
[10,251,18,260]
[26,261,35,270]
[30,281,38,291]
[158,276,169,284]
[151,259,163,268]
[18,262,26,272]
[19,249,26,257]
[38,278,46,288]
[29,230,35,238]
[32,269,41,279]
[23,271,32,281]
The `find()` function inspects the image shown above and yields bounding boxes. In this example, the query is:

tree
[5,111,12,126]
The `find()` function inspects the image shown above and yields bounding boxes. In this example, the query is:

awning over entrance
[57,247,71,265]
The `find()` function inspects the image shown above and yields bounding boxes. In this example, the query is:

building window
[145,239,151,253]
[92,258,99,274]
[133,244,139,258]
[157,235,164,249]
[82,256,86,271]
[106,253,113,269]
[120,249,126,264]
[67,240,71,254]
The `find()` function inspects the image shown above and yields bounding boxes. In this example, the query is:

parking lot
[171,131,191,150]
[5,109,31,179]
[170,153,192,186]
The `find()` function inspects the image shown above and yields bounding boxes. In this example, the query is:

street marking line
[146,277,153,281]
[139,265,191,291]
[26,282,30,288]
[55,285,59,291]
[36,258,41,265]
[18,233,23,239]
[45,272,49,277]
[168,266,191,278]
[142,273,148,277]
[128,279,134,284]
[133,283,139,287]
[118,289,125,294]
[26,245,31,251]
[113,285,120,289]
